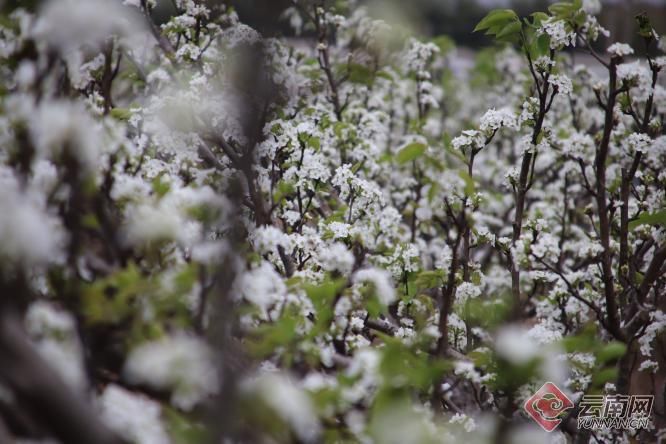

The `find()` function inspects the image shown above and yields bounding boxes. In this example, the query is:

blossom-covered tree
[0,0,664,443]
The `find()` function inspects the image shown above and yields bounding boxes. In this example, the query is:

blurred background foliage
[223,0,666,50]
[361,0,666,50]
[3,0,663,49]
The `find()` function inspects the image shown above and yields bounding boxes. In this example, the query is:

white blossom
[495,326,540,365]
[353,268,396,306]
[27,99,102,171]
[124,333,219,410]
[98,384,170,444]
[548,74,573,95]
[455,282,481,304]
[623,133,652,155]
[33,0,144,52]
[638,311,666,357]
[607,43,634,58]
[0,174,65,269]
[123,201,186,246]
[25,301,87,391]
[539,18,576,50]
[582,0,601,14]
[319,242,355,274]
[236,261,287,317]
[479,107,517,133]
[449,413,477,432]
[243,373,321,442]
[404,38,440,75]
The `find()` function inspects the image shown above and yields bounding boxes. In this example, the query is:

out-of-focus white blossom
[236,261,288,317]
[607,43,634,58]
[455,282,481,304]
[0,173,65,269]
[33,0,145,51]
[449,412,477,433]
[582,0,601,14]
[25,301,87,391]
[24,99,101,171]
[98,384,170,444]
[243,373,321,443]
[495,326,540,365]
[319,242,355,274]
[123,202,186,246]
[124,334,218,410]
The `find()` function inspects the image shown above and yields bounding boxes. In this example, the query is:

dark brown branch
[637,245,666,305]
[594,57,623,341]
[437,231,462,356]
[313,5,343,120]
[140,0,175,57]
[510,48,555,316]
[0,309,125,444]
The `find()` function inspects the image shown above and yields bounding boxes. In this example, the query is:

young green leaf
[629,209,666,230]
[459,170,476,196]
[636,12,655,39]
[474,9,519,34]
[396,142,426,164]
[495,21,522,42]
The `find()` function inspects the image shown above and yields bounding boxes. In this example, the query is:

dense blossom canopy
[0,0,664,443]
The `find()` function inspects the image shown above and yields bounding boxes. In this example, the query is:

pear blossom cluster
[0,0,664,443]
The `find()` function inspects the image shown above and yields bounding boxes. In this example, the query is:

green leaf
[427,182,439,203]
[471,271,482,286]
[304,278,347,332]
[415,270,445,290]
[151,174,171,198]
[432,35,455,55]
[549,2,573,17]
[459,170,476,196]
[536,33,551,56]
[351,161,364,174]
[378,338,448,390]
[376,70,394,81]
[82,213,101,230]
[496,21,522,41]
[347,63,375,86]
[110,108,133,121]
[247,308,300,357]
[636,13,655,39]
[592,367,618,386]
[530,12,550,26]
[82,263,149,325]
[164,407,209,444]
[465,297,512,329]
[573,9,587,27]
[474,9,519,34]
[560,323,597,353]
[305,279,344,308]
[172,264,198,295]
[596,341,626,364]
[629,209,666,230]
[273,180,295,204]
[307,135,321,150]
[442,132,452,150]
[396,142,426,164]
[365,294,383,318]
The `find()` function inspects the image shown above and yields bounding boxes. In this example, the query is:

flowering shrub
[0,0,664,443]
